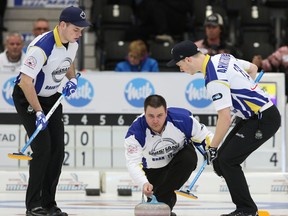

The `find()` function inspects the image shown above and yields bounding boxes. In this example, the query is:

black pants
[12,85,65,210]
[143,144,197,210]
[213,105,281,213]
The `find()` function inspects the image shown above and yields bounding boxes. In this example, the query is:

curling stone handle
[142,193,159,204]
[149,195,159,204]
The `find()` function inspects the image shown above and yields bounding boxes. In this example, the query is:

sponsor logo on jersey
[149,138,179,161]
[185,79,212,108]
[124,78,155,108]
[52,58,72,82]
[65,77,93,107]
[2,77,16,106]
[212,93,223,101]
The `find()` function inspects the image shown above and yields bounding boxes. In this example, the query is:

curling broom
[8,73,81,160]
[175,144,207,199]
[174,159,207,199]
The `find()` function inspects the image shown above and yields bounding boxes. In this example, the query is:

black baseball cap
[59,6,91,27]
[167,40,200,67]
[204,13,223,26]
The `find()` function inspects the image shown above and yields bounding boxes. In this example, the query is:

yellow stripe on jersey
[244,100,261,113]
[202,54,210,77]
[214,80,230,88]
[39,47,47,62]
[27,46,47,62]
[53,26,62,48]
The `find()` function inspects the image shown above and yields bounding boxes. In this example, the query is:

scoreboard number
[100,115,106,125]
[270,152,278,167]
[81,114,88,125]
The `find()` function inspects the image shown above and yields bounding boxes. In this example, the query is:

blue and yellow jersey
[203,53,270,119]
[124,107,213,186]
[16,26,78,97]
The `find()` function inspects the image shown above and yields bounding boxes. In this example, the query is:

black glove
[206,146,218,165]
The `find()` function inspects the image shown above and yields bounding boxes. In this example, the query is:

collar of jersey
[53,26,63,48]
[202,54,210,77]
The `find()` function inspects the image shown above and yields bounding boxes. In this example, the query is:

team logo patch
[127,145,138,154]
[24,56,37,69]
[212,93,223,101]
[80,11,86,19]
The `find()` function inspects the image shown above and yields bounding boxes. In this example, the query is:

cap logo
[209,16,217,21]
[80,11,86,19]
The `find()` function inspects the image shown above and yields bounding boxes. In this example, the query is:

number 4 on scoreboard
[270,152,278,167]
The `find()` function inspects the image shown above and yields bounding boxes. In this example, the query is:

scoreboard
[0,72,286,172]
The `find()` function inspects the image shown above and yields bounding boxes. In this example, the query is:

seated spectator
[32,18,50,37]
[0,32,25,73]
[252,45,288,98]
[195,13,242,57]
[115,40,159,72]
[23,18,50,52]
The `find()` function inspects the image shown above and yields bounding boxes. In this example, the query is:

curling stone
[134,195,170,216]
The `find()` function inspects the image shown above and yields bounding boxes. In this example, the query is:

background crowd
[0,0,288,97]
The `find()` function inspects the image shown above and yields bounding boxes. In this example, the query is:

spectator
[195,13,241,57]
[124,94,214,216]
[23,18,50,52]
[32,18,50,38]
[252,46,288,99]
[115,40,159,72]
[0,32,25,73]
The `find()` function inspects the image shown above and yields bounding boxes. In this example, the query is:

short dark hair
[144,94,167,112]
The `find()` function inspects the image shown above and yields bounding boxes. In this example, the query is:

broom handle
[20,73,81,154]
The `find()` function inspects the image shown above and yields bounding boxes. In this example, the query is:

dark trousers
[143,144,197,210]
[12,85,65,210]
[213,105,281,213]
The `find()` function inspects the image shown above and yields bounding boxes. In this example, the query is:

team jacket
[124,107,214,187]
[203,53,271,119]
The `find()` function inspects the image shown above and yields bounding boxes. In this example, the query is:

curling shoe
[26,207,48,216]
[46,206,68,216]
[221,210,259,216]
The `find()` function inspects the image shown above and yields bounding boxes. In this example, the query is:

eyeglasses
[34,27,49,31]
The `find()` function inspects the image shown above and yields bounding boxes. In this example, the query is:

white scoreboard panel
[0,72,286,172]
